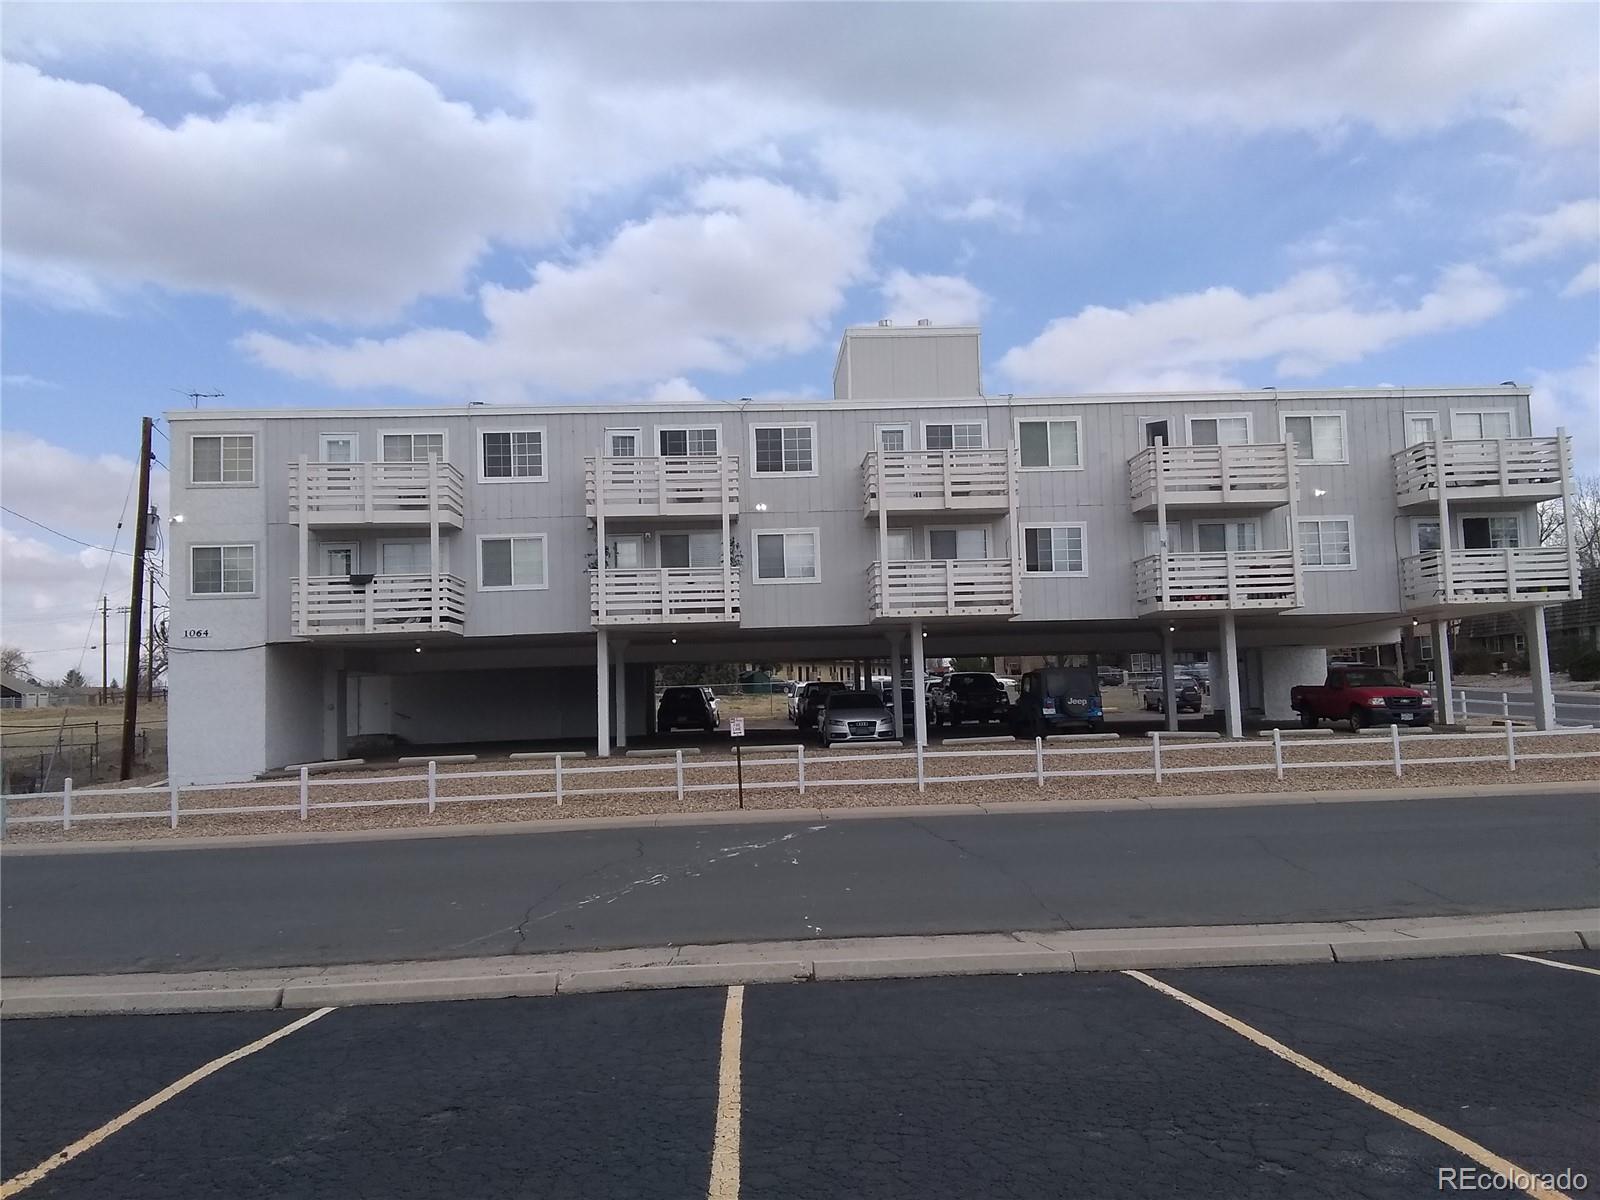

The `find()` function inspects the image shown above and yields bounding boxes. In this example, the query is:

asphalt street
[1456,688,1600,727]
[3,954,1595,1198]
[5,791,1598,976]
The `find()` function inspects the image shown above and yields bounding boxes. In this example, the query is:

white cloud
[997,265,1512,393]
[1,373,61,390]
[240,176,885,397]
[643,378,711,406]
[936,196,1027,229]
[1500,199,1600,264]
[1560,262,1600,299]
[879,270,988,327]
[1530,350,1600,472]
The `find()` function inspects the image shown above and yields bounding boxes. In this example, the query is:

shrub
[1402,666,1433,685]
[1568,650,1600,682]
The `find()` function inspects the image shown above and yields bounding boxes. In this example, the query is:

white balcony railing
[862,449,1015,514]
[1401,548,1581,610]
[292,573,467,636]
[1133,550,1300,614]
[869,558,1019,619]
[288,460,465,527]
[1128,443,1294,512]
[1392,437,1568,507]
[590,567,740,625]
[585,456,739,519]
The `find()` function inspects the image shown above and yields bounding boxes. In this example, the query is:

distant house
[1,673,53,709]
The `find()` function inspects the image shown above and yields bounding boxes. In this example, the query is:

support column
[1524,605,1557,730]
[1160,625,1179,733]
[1218,611,1242,738]
[595,629,611,757]
[322,657,348,760]
[296,454,310,637]
[1431,620,1455,724]
[888,634,906,740]
[613,640,628,748]
[644,663,658,736]
[910,619,928,747]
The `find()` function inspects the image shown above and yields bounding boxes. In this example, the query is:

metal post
[554,754,564,806]
[300,765,310,820]
[1034,735,1044,787]
[1152,730,1163,783]
[427,759,437,814]
[1501,692,1510,720]
[915,736,925,793]
[1272,727,1283,781]
[1506,719,1517,771]
[62,776,73,831]
[675,749,685,803]
[1391,723,1402,779]
[735,743,744,810]
[796,743,806,795]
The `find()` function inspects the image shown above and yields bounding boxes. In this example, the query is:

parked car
[888,684,938,729]
[1009,666,1104,735]
[1290,667,1433,729]
[1097,665,1127,688]
[657,686,720,732]
[995,676,1021,704]
[794,680,848,730]
[815,690,897,748]
[932,672,1013,728]
[1141,676,1204,714]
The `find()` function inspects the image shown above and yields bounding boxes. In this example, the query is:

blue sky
[2,2,1597,682]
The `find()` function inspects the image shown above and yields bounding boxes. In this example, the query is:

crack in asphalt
[906,818,1072,928]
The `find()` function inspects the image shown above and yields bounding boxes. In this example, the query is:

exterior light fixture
[1168,625,1176,633]
[671,637,678,644]
[755,502,769,512]
[414,645,423,654]
[171,514,185,523]
[1313,488,1328,498]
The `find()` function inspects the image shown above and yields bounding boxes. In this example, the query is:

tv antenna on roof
[171,389,225,408]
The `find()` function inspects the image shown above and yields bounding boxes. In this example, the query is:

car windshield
[1343,670,1401,688]
[663,688,701,700]
[951,675,1003,692]
[829,692,885,708]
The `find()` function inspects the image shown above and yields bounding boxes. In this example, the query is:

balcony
[869,558,1019,620]
[862,449,1015,516]
[1133,550,1300,615]
[292,573,467,637]
[585,456,740,520]
[1392,437,1568,509]
[590,567,740,626]
[1128,443,1294,512]
[1401,548,1581,615]
[288,461,465,528]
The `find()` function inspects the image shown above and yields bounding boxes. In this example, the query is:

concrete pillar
[595,629,611,758]
[613,640,628,748]
[1160,626,1179,732]
[1524,605,1557,730]
[888,634,906,740]
[1218,611,1243,738]
[911,619,929,747]
[322,659,348,760]
[1259,647,1328,721]
[1431,620,1455,724]
[644,663,658,736]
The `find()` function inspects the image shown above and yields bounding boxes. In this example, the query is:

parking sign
[729,717,746,738]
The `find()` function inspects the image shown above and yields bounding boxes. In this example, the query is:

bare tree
[1542,474,1600,570]
[0,645,33,680]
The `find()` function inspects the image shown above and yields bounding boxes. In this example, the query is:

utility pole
[120,416,153,780]
[100,597,109,706]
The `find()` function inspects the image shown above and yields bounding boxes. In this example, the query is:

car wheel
[1298,710,1318,728]
[1349,707,1368,730]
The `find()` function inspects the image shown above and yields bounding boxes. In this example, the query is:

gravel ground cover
[5,731,1595,846]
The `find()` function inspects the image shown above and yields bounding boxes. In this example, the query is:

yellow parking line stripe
[1124,971,1572,1200]
[0,1007,336,1198]
[1502,953,1600,978]
[707,984,744,1200]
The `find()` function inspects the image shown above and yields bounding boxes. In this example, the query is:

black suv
[657,686,719,733]
[932,672,1013,728]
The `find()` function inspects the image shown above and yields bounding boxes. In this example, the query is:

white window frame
[1296,516,1357,572]
[1185,413,1254,446]
[1449,408,1517,440]
[476,533,549,592]
[189,543,258,598]
[1139,416,1176,447]
[1458,511,1523,550]
[320,541,359,576]
[1403,411,1438,447]
[604,427,643,458]
[749,422,819,478]
[1279,411,1349,465]
[921,421,987,451]
[477,427,548,484]
[657,529,726,570]
[189,433,256,486]
[925,525,991,560]
[1014,417,1084,471]
[318,433,358,463]
[1020,523,1088,577]
[1410,518,1442,555]
[378,538,442,576]
[1191,518,1263,553]
[378,429,449,464]
[751,527,821,584]
[655,426,721,458]
[875,423,911,453]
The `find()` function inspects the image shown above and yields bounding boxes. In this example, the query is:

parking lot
[4,952,1595,1198]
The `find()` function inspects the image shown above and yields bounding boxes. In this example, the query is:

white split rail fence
[2,726,1594,837]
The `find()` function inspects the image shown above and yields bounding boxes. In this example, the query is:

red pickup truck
[1290,667,1434,729]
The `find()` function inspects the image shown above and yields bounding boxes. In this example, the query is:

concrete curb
[4,910,1593,1018]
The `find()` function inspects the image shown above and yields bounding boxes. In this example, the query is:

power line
[0,507,134,556]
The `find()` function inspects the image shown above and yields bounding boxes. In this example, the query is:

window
[753,529,819,582]
[380,541,434,575]
[1143,523,1182,555]
[876,424,909,452]
[924,422,985,451]
[1281,413,1347,463]
[1023,525,1086,575]
[1461,516,1521,549]
[319,433,357,463]
[1194,521,1260,553]
[478,535,548,590]
[1017,419,1082,469]
[605,535,644,570]
[659,427,719,457]
[1405,412,1438,446]
[1142,418,1172,447]
[191,545,255,595]
[1452,410,1515,440]
[659,531,723,568]
[381,432,446,463]
[751,424,816,475]
[1419,639,1434,662]
[928,527,989,560]
[480,430,545,481]
[322,543,358,575]
[1297,518,1354,569]
[883,528,914,561]
[1187,415,1251,446]
[1414,520,1441,553]
[606,429,641,457]
[191,434,254,484]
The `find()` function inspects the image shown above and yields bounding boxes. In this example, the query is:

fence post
[675,749,685,803]
[0,790,7,841]
[1152,730,1162,784]
[1505,720,1517,772]
[427,760,437,814]
[555,754,564,806]
[168,776,179,829]
[1390,723,1403,779]
[796,744,806,796]
[299,765,310,820]
[1501,691,1510,720]
[1272,727,1283,781]
[915,737,925,793]
[62,776,73,831]
[1034,735,1045,787]
[1456,689,1466,720]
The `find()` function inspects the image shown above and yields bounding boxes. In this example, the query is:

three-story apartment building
[166,323,1581,783]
